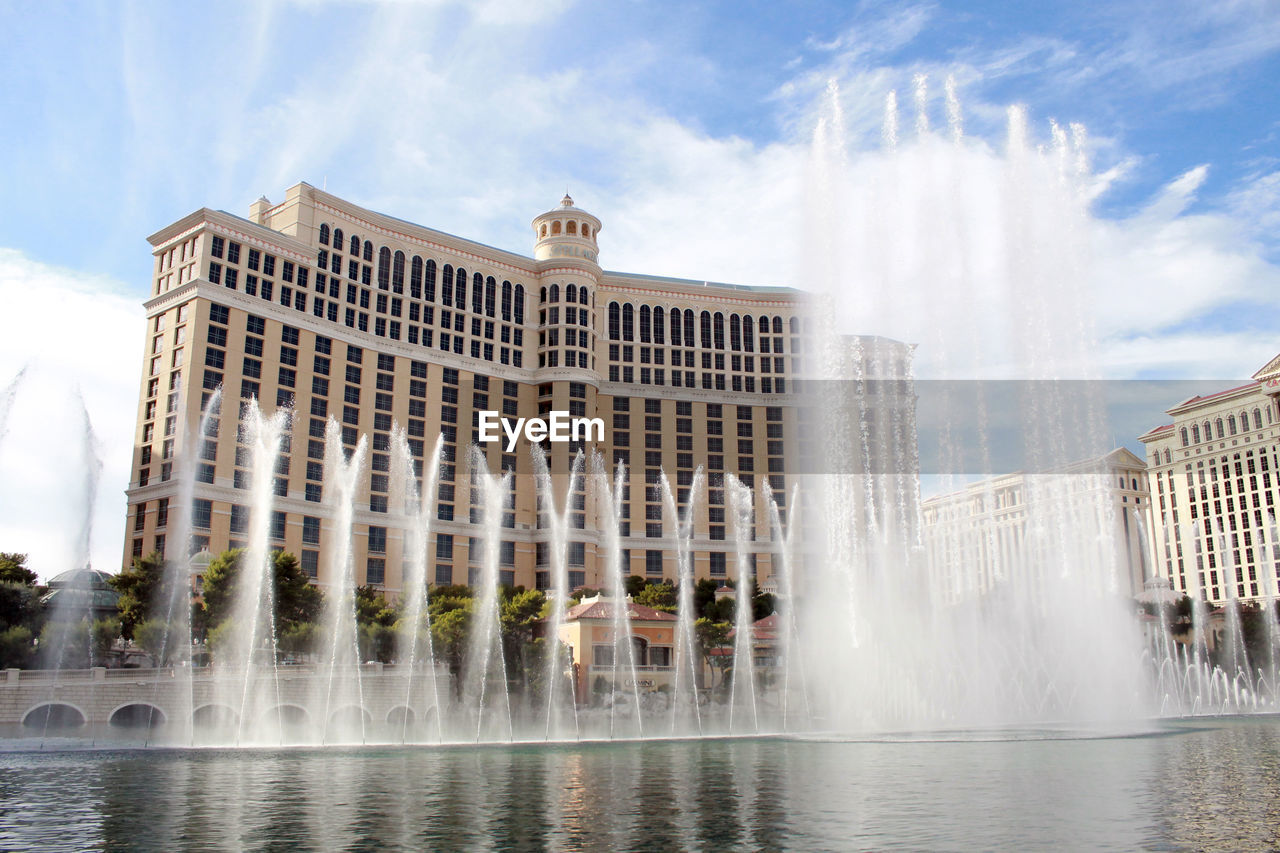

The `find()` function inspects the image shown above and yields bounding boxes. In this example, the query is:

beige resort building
[920,448,1151,602]
[1139,355,1280,606]
[124,183,882,599]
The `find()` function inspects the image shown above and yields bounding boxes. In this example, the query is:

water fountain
[9,80,1280,752]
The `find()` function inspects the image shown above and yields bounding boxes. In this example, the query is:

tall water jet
[222,398,289,745]
[0,365,26,455]
[462,445,514,742]
[391,429,444,743]
[38,391,105,674]
[590,452,643,739]
[659,466,704,736]
[318,418,370,745]
[532,444,582,741]
[725,474,759,733]
[763,482,809,731]
[149,385,223,745]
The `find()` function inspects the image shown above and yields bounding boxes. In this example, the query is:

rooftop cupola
[532,193,601,264]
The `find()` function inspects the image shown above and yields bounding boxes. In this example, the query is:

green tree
[109,551,165,640]
[431,603,472,694]
[634,581,677,613]
[625,575,647,597]
[202,549,324,637]
[39,617,120,670]
[694,617,732,689]
[355,585,399,627]
[0,625,34,668]
[693,578,720,618]
[0,581,43,634]
[132,618,174,667]
[278,621,318,660]
[0,553,37,586]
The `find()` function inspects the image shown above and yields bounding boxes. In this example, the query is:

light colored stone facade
[920,448,1151,600]
[1139,357,1280,606]
[124,184,834,598]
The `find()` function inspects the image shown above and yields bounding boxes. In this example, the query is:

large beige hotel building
[124,184,824,596]
[1139,356,1280,606]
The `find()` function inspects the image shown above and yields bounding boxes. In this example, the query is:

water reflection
[0,720,1278,850]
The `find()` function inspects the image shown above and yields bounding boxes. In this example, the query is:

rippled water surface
[2,717,1279,851]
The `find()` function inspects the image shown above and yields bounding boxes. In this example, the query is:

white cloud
[0,250,141,582]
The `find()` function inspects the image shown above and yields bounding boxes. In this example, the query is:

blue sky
[0,0,1278,575]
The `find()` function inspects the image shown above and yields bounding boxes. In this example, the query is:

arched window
[485,277,496,317]
[567,221,577,235]
[743,316,754,352]
[319,224,330,245]
[502,281,513,321]
[514,285,525,324]
[350,235,360,256]
[700,312,712,348]
[550,284,560,303]
[713,313,725,349]
[333,228,344,251]
[653,306,665,344]
[552,221,561,235]
[424,259,437,302]
[455,268,467,311]
[473,272,484,314]
[1181,427,1189,447]
[540,224,547,237]
[772,316,783,335]
[608,302,621,340]
[363,241,373,262]
[639,305,651,342]
[670,308,682,346]
[1191,424,1200,443]
[540,286,547,302]
[684,310,695,346]
[1164,449,1171,464]
[567,284,578,304]
[1202,421,1211,442]
[410,256,423,299]
[789,317,799,334]
[1254,408,1263,430]
[729,314,742,351]
[442,264,454,306]
[377,246,391,289]
[578,285,589,304]
[622,303,634,341]
[392,251,406,294]
[758,316,769,336]
[1215,418,1224,439]
[1228,414,1237,435]
[582,225,590,238]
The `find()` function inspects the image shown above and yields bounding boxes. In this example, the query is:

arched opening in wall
[540,224,548,237]
[109,703,167,729]
[567,221,577,235]
[261,704,310,729]
[193,704,239,730]
[582,225,590,238]
[387,705,415,726]
[552,221,562,235]
[326,706,372,742]
[319,223,330,245]
[22,703,85,729]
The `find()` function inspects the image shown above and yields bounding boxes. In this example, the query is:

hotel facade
[920,448,1152,602]
[123,184,852,597]
[1139,356,1280,606]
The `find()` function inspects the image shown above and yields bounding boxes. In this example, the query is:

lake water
[1,717,1278,851]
